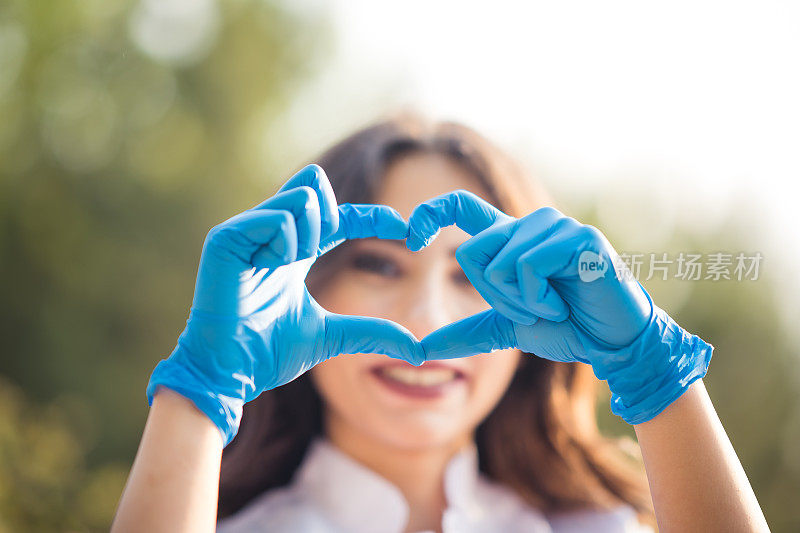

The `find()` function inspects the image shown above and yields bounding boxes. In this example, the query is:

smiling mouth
[369,364,467,399]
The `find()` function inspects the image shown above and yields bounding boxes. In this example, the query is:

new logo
[578,250,608,282]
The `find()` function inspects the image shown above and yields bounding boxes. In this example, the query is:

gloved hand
[410,191,713,425]
[147,165,424,445]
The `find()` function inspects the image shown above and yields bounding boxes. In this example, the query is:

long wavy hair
[218,113,655,524]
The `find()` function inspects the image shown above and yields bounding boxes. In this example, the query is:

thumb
[323,313,425,366]
[420,309,517,360]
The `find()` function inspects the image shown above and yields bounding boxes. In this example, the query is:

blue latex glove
[410,191,713,425]
[147,165,424,445]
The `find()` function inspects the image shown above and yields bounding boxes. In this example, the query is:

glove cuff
[146,348,244,446]
[586,296,714,425]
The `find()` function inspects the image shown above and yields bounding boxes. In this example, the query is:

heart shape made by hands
[149,166,655,446]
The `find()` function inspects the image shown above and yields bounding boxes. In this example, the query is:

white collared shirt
[218,439,652,533]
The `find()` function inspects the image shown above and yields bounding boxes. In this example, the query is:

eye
[350,251,403,279]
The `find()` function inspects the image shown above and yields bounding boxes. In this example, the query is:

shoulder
[546,505,654,533]
[216,485,332,533]
[475,474,652,533]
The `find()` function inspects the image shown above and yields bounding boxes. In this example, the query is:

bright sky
[273,0,800,328]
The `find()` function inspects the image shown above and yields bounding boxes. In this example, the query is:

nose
[398,269,458,340]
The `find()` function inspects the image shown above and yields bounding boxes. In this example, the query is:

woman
[112,115,769,532]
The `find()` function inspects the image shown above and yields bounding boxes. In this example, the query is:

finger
[324,313,425,366]
[209,209,298,270]
[260,164,339,240]
[253,186,321,260]
[515,227,589,321]
[420,309,517,360]
[481,210,572,317]
[318,203,408,256]
[407,190,513,251]
[483,207,566,290]
[512,318,589,364]
[455,225,539,324]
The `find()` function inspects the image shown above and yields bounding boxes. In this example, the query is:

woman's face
[312,153,521,451]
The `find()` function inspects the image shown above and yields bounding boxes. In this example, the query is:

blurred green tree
[0,378,127,531]
[0,0,329,529]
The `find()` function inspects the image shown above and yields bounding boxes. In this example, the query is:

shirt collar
[294,439,409,533]
[292,438,550,533]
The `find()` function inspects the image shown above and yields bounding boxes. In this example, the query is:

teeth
[381,367,457,386]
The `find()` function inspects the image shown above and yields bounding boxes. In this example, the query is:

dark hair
[218,113,654,524]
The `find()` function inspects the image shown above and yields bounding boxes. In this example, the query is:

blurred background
[1,0,798,530]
